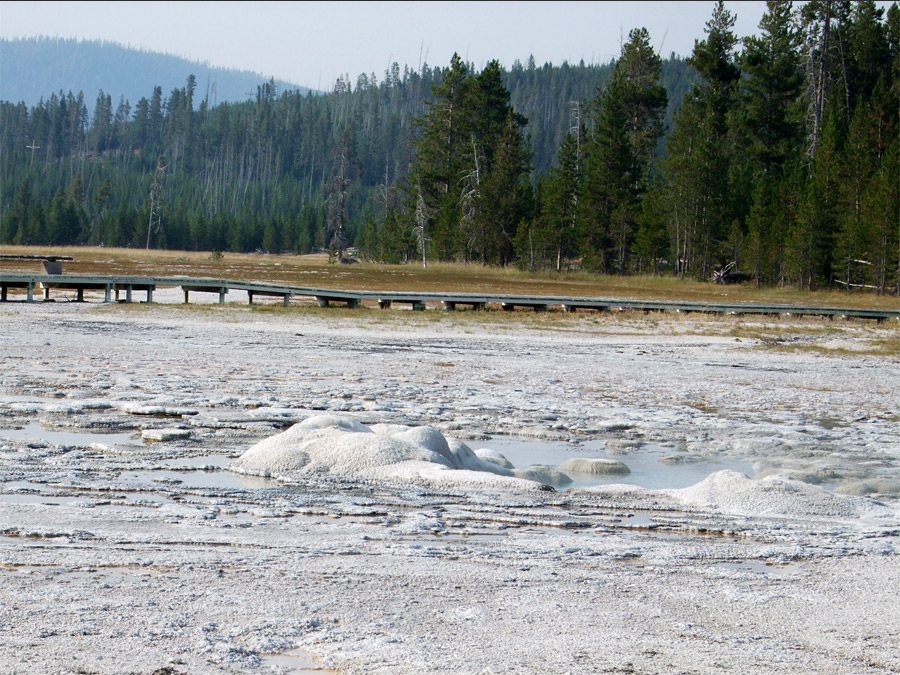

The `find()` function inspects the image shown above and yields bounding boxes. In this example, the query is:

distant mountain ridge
[0,36,312,109]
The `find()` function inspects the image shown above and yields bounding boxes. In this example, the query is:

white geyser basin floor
[0,295,898,674]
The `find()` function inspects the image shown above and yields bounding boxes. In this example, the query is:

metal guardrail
[1,273,898,321]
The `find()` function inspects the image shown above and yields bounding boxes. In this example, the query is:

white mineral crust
[0,297,897,674]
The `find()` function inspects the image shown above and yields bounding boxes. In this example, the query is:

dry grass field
[2,244,899,310]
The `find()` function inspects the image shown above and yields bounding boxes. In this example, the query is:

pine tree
[540,131,581,271]
[787,103,842,289]
[413,53,472,259]
[3,178,32,244]
[581,27,667,274]
[660,1,741,279]
[861,140,899,294]
[460,62,531,264]
[476,108,532,265]
[736,0,805,284]
[739,0,805,177]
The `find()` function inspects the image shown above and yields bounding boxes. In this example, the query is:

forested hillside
[1,1,897,293]
[0,37,308,110]
[0,40,689,255]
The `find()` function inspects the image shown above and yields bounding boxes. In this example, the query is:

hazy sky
[2,2,777,90]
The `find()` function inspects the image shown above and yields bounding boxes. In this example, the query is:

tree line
[1,1,897,293]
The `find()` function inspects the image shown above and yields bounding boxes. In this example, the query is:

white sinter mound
[230,414,546,492]
[668,469,896,520]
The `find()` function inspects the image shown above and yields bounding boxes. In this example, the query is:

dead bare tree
[145,157,166,249]
[413,190,429,268]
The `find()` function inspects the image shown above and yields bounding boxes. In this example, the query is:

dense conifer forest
[1,1,897,292]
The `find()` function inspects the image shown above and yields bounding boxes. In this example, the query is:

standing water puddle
[0,423,140,447]
[118,466,280,490]
[128,453,282,489]
[476,436,755,490]
[258,651,337,673]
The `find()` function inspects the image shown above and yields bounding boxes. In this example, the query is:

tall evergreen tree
[739,0,805,177]
[660,1,741,279]
[413,53,472,260]
[737,0,805,284]
[459,61,531,264]
[538,130,581,272]
[581,27,667,274]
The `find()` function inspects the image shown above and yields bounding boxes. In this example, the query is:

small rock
[559,458,631,476]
